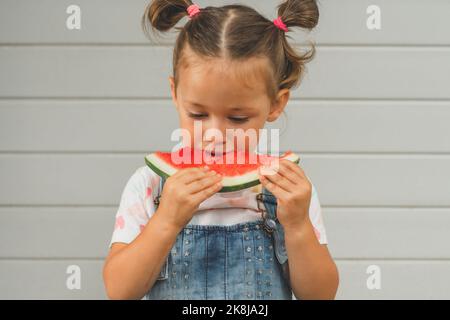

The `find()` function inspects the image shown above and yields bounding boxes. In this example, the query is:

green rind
[144,154,300,193]
[145,156,172,181]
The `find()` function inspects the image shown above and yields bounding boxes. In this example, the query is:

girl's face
[169,56,290,155]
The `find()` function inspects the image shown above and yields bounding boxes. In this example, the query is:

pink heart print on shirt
[127,202,147,220]
[146,187,152,199]
[114,215,125,230]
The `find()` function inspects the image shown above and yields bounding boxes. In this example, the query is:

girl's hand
[258,159,312,230]
[157,166,223,231]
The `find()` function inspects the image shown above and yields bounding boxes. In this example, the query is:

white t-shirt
[109,166,328,247]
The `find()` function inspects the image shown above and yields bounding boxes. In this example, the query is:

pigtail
[273,0,320,90]
[142,0,193,38]
[277,0,319,30]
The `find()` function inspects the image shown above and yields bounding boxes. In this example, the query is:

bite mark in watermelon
[145,146,300,193]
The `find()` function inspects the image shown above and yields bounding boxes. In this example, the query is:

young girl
[103,0,339,300]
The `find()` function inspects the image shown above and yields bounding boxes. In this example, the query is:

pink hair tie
[273,16,288,32]
[187,4,201,18]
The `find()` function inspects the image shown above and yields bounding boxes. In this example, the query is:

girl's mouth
[204,149,234,157]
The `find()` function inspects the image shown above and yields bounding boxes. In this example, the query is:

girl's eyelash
[188,113,207,118]
[229,117,249,123]
[188,113,249,123]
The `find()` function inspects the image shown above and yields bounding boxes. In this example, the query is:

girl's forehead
[178,57,271,101]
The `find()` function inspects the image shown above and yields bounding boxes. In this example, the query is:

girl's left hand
[258,158,312,230]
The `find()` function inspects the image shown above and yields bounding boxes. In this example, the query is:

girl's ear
[169,76,178,109]
[267,89,290,122]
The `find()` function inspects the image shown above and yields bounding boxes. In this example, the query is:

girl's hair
[142,0,319,103]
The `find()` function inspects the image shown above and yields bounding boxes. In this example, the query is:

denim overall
[145,175,293,300]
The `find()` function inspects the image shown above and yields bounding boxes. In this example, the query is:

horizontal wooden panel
[1,207,449,259]
[0,207,113,259]
[1,0,449,45]
[1,47,449,99]
[335,260,450,300]
[0,259,449,299]
[0,154,449,206]
[1,100,450,152]
[0,260,106,299]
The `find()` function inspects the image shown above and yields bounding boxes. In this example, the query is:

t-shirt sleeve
[308,181,328,244]
[109,166,160,248]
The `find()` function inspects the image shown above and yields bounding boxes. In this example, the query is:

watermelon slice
[145,146,300,193]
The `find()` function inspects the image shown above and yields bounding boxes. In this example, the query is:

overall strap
[257,187,289,266]
[153,175,167,208]
[152,174,169,280]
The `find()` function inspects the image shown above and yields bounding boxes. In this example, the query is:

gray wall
[0,0,449,299]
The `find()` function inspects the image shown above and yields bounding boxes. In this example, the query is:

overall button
[185,240,190,245]
[257,246,263,251]
[247,258,252,262]
[185,229,191,235]
[246,246,251,253]
[184,251,190,257]
[244,236,250,241]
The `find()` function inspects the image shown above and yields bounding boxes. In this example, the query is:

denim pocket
[156,256,169,280]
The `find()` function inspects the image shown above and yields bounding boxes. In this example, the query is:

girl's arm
[258,160,339,299]
[103,207,180,300]
[103,166,222,300]
[284,219,339,300]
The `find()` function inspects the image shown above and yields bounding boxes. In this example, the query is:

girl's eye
[229,117,249,123]
[188,113,207,119]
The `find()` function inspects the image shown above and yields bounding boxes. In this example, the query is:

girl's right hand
[156,166,223,231]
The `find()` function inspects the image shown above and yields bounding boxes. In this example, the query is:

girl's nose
[203,119,227,141]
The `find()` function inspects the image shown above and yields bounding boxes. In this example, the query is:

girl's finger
[179,167,211,184]
[281,159,306,179]
[260,175,290,199]
[260,169,295,192]
[265,161,299,185]
[190,180,223,203]
[187,172,222,194]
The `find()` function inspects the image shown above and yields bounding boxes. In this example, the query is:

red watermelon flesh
[145,146,300,192]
